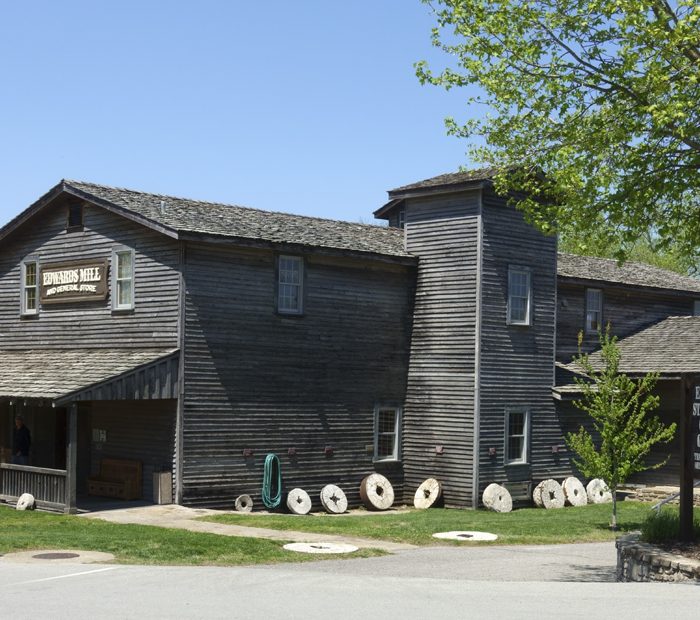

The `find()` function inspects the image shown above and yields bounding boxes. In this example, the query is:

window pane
[278,256,302,313]
[25,263,36,287]
[509,411,524,436]
[508,269,530,324]
[117,252,133,279]
[378,409,396,434]
[377,433,395,458]
[25,288,36,311]
[508,436,524,461]
[118,280,132,306]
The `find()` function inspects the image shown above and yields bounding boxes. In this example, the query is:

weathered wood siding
[557,283,694,363]
[181,243,413,508]
[477,190,558,501]
[401,192,480,507]
[89,400,176,501]
[0,195,180,349]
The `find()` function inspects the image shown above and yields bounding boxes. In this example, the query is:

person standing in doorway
[12,415,31,465]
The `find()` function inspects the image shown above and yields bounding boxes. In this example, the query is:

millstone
[234,494,253,513]
[286,488,312,515]
[359,473,394,510]
[535,479,565,509]
[16,493,35,511]
[482,483,513,513]
[413,478,442,509]
[586,478,612,504]
[319,484,348,514]
[562,477,588,507]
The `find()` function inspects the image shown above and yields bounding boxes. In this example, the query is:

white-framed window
[277,255,303,314]
[585,288,603,334]
[505,409,529,465]
[374,405,402,461]
[112,248,135,310]
[507,266,531,325]
[20,259,39,316]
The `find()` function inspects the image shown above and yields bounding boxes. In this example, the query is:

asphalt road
[1,543,696,619]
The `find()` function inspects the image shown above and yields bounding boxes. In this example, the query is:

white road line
[7,566,120,587]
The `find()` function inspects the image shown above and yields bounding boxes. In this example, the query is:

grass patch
[0,506,383,565]
[641,506,700,544]
[203,502,664,546]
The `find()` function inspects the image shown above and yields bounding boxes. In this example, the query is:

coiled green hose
[261,453,282,509]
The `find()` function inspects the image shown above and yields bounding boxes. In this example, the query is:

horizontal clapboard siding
[401,192,480,507]
[477,190,558,499]
[89,400,177,501]
[0,198,180,350]
[557,283,694,364]
[181,243,413,508]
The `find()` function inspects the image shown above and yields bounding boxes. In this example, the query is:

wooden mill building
[1,171,698,512]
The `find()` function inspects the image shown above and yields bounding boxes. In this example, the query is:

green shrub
[641,507,700,544]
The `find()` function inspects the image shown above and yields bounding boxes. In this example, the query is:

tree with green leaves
[417,0,700,262]
[567,329,676,529]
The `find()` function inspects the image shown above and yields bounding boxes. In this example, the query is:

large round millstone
[286,488,312,515]
[414,478,442,509]
[586,479,612,504]
[319,484,348,514]
[482,483,513,513]
[562,477,588,507]
[359,474,395,510]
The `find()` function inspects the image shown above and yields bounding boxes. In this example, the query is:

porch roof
[554,317,700,399]
[0,348,179,404]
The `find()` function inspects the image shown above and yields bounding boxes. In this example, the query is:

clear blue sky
[0,1,476,225]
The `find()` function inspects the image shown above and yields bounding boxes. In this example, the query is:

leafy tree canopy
[417,0,700,262]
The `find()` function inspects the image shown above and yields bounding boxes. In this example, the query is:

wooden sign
[40,259,108,305]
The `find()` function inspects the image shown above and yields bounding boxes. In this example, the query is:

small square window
[374,405,401,461]
[277,255,303,314]
[505,409,529,464]
[507,267,531,325]
[112,248,135,310]
[585,288,602,333]
[67,203,83,229]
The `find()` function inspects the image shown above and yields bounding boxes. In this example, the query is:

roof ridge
[64,179,400,234]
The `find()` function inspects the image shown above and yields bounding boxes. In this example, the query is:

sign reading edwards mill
[40,259,108,305]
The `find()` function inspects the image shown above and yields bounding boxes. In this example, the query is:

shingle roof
[563,316,700,376]
[61,180,410,259]
[0,348,177,400]
[388,168,499,194]
[557,253,700,294]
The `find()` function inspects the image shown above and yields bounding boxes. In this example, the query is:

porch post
[679,375,694,542]
[65,402,78,514]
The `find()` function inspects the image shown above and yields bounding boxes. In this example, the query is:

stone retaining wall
[616,534,700,584]
[623,486,700,506]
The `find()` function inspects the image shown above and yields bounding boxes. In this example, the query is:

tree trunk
[610,489,618,531]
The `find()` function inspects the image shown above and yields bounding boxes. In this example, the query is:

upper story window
[505,409,529,465]
[507,266,531,325]
[67,203,83,229]
[20,259,39,316]
[585,288,603,334]
[374,405,402,461]
[112,248,135,311]
[397,208,405,229]
[277,255,303,314]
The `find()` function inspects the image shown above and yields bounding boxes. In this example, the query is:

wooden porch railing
[0,463,69,512]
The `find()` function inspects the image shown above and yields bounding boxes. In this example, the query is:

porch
[0,348,179,513]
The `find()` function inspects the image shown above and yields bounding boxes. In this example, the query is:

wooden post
[65,402,78,514]
[679,375,694,542]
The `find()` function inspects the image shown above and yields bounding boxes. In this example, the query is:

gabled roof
[557,253,700,294]
[562,316,700,377]
[0,348,178,403]
[0,180,412,261]
[388,168,499,195]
